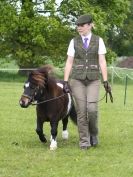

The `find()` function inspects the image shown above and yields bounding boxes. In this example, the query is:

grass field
[0,78,133,177]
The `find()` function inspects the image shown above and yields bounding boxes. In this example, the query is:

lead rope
[31,93,66,105]
[31,91,113,106]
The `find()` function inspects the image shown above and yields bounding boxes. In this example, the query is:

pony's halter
[22,94,32,100]
[22,85,41,104]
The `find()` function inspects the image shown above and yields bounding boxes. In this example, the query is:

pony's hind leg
[36,117,47,143]
[62,116,69,140]
[50,120,58,150]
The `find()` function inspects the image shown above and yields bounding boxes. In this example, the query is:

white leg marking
[50,139,57,150]
[62,130,69,140]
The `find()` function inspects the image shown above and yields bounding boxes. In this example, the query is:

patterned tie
[83,37,88,49]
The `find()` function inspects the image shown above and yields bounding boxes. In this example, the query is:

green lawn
[0,81,133,177]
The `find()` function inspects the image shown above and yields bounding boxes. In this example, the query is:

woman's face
[76,23,92,36]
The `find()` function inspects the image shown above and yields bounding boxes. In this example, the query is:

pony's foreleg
[36,117,47,143]
[62,116,69,140]
[50,121,58,150]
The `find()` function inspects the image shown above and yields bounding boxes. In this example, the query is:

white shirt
[67,33,107,57]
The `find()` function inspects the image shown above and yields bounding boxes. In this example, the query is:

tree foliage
[0,0,131,68]
[110,0,133,56]
[0,0,73,68]
[0,1,17,57]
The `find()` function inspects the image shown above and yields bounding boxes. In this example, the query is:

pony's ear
[39,64,55,75]
[43,64,54,74]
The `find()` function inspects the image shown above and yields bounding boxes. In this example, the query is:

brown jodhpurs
[70,79,100,147]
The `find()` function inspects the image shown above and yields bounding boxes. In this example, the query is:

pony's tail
[69,104,77,125]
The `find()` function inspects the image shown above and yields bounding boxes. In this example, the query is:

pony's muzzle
[19,99,29,108]
[19,95,31,108]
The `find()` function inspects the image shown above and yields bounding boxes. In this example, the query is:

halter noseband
[22,94,32,100]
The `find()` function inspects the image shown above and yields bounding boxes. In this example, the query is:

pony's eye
[30,83,36,89]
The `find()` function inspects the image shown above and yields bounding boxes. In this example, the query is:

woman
[63,14,111,150]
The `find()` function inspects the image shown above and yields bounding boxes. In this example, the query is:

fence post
[124,75,128,105]
[111,66,114,87]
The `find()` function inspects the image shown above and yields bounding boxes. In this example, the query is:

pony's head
[19,65,53,108]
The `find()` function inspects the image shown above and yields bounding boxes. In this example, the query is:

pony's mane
[29,65,56,87]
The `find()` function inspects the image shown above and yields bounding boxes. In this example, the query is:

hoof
[39,136,47,143]
[50,139,57,150]
[50,146,57,151]
[41,138,47,143]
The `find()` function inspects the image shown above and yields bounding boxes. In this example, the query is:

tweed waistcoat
[71,34,100,80]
